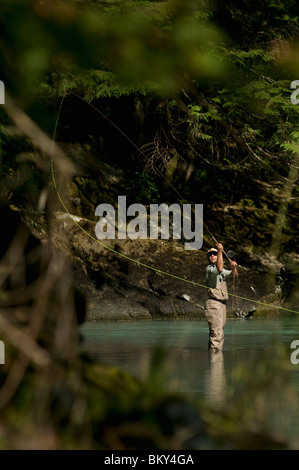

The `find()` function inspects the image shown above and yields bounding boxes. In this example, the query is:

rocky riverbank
[51,211,296,321]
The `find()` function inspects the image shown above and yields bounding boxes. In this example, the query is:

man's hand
[216,242,224,252]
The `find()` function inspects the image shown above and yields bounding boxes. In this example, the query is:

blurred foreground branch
[1,93,75,179]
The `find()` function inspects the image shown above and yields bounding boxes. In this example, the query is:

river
[80,316,299,446]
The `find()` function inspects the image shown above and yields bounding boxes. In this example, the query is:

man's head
[207,247,218,263]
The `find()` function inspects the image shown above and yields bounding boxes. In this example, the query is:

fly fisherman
[205,243,238,352]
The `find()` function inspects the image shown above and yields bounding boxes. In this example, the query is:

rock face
[51,211,294,321]
[46,151,299,320]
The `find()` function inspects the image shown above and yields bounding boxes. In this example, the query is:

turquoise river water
[80,316,299,446]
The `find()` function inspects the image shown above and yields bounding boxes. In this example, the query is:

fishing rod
[51,91,299,315]
[68,91,235,258]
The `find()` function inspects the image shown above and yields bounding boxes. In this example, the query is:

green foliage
[187,104,219,140]
[44,67,161,100]
[0,0,226,101]
[0,0,299,452]
[127,171,160,204]
[1,0,298,252]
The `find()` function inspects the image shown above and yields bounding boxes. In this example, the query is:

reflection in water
[80,318,299,440]
[205,351,226,406]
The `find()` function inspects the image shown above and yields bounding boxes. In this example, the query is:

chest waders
[204,281,228,351]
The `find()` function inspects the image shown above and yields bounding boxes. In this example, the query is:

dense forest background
[0,0,299,450]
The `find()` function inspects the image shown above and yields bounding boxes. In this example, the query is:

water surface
[80,317,299,443]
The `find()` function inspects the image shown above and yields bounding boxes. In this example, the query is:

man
[204,243,238,352]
